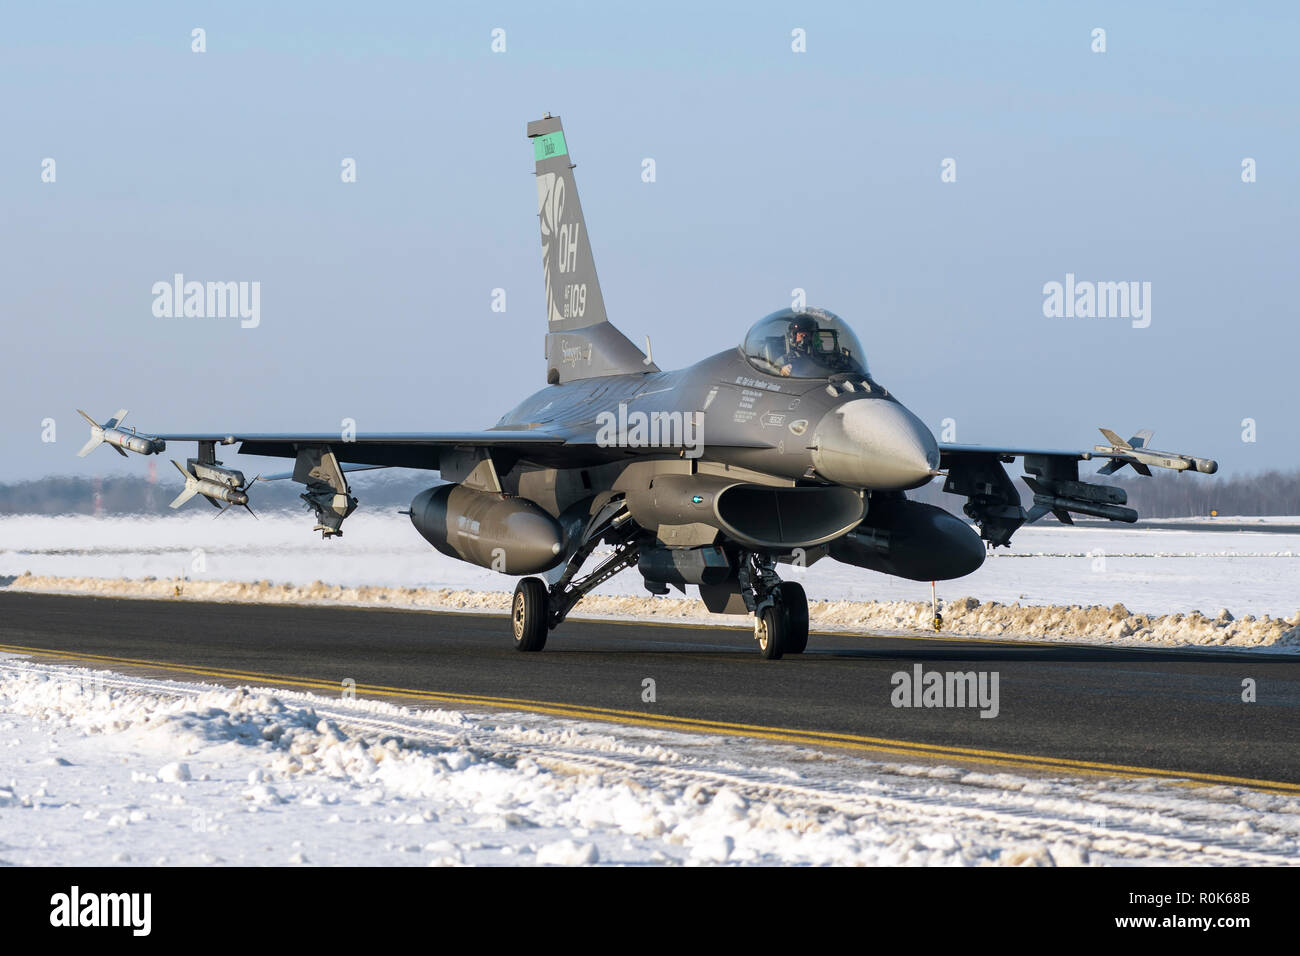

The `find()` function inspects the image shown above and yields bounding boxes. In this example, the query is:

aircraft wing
[939,443,1104,460]
[148,430,570,470]
[936,432,1218,548]
[78,408,772,536]
[148,428,768,470]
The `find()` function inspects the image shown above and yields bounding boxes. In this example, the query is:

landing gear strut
[511,499,642,651]
[509,508,813,660]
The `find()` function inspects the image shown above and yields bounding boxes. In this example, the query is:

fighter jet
[78,114,1217,658]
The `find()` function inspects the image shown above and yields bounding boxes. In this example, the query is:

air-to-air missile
[169,459,257,515]
[76,409,165,458]
[1093,428,1219,477]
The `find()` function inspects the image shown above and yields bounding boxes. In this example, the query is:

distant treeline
[1,467,1296,519]
[910,468,1300,519]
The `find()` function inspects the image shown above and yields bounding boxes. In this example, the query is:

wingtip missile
[1094,427,1218,476]
[77,408,166,458]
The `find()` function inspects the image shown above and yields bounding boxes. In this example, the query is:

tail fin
[169,460,198,509]
[76,433,102,458]
[528,114,657,384]
[1097,427,1155,477]
[1098,427,1130,450]
[76,409,103,457]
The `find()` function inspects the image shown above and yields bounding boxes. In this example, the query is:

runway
[1,590,1297,791]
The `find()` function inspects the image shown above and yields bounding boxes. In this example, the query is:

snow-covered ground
[3,515,1298,865]
[2,654,1297,867]
[2,511,1298,618]
[3,512,1297,652]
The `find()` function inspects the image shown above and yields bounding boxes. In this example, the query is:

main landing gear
[511,501,641,652]
[510,515,810,661]
[511,577,550,652]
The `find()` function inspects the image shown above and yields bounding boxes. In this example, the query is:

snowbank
[4,512,1298,617]
[6,572,1299,652]
[3,658,1297,866]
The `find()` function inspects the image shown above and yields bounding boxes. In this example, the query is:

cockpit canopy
[742,308,869,379]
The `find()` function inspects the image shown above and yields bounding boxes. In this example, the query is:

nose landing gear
[740,553,810,659]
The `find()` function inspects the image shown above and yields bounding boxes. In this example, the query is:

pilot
[778,315,819,376]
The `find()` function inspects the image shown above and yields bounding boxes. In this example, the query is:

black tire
[512,577,550,652]
[779,581,809,654]
[755,603,786,660]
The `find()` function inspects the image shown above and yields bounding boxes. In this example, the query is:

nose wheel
[740,552,811,659]
[780,581,809,654]
[754,603,786,659]
[751,580,810,660]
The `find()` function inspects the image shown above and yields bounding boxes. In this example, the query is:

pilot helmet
[787,314,818,351]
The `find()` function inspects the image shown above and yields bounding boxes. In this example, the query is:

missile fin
[168,460,200,508]
[107,409,128,429]
[76,434,102,458]
[1098,427,1129,449]
[169,484,198,509]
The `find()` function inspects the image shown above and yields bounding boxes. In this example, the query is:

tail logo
[537,172,588,325]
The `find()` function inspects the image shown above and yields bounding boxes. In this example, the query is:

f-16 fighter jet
[79,115,1216,658]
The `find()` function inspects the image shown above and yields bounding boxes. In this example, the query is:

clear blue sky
[3,1,1296,480]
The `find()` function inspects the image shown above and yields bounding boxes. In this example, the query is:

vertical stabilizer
[528,114,657,384]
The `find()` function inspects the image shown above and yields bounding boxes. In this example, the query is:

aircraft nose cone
[811,399,940,490]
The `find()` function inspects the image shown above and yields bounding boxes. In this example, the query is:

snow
[2,512,1297,617]
[2,512,1298,865]
[2,655,1297,867]
[2,512,1298,652]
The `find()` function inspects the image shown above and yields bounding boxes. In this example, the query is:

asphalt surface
[1,591,1297,788]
